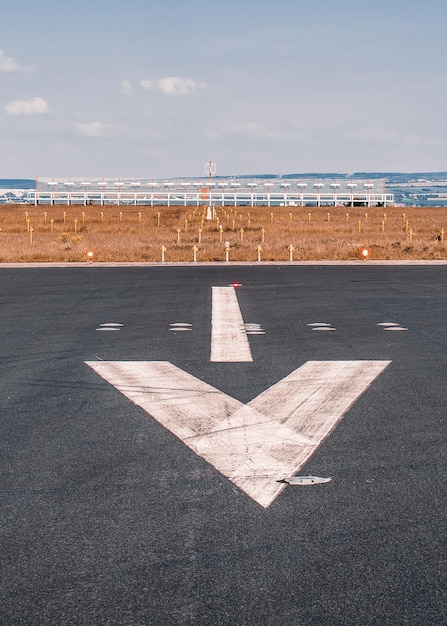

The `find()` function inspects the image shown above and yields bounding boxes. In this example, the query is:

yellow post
[63,211,66,224]
[119,211,123,222]
[358,220,362,233]
[74,219,78,233]
[198,227,202,243]
[409,228,413,243]
[161,245,166,263]
[138,212,142,223]
[157,211,161,227]
[289,213,292,222]
[257,244,262,262]
[270,212,274,222]
[346,213,349,222]
[225,241,230,263]
[261,228,265,243]
[381,220,385,233]
[44,211,47,224]
[288,244,294,261]
[308,212,311,222]
[50,219,54,233]
[29,226,34,245]
[240,228,244,242]
[100,211,104,222]
[176,228,181,243]
[232,219,235,231]
[82,211,85,224]
[365,212,368,222]
[219,225,223,243]
[327,212,330,222]
[441,229,445,244]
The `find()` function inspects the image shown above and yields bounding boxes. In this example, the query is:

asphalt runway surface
[1,264,447,625]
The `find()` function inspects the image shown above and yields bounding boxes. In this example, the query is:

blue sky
[1,0,446,178]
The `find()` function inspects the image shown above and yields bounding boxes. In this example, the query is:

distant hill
[0,179,36,189]
[2,173,447,186]
[281,172,447,182]
[350,172,447,182]
[224,172,447,182]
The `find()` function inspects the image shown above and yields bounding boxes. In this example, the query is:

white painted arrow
[86,360,390,507]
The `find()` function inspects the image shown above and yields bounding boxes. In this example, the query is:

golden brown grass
[0,204,446,262]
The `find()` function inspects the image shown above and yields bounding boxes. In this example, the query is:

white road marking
[86,359,390,508]
[244,323,265,335]
[312,327,336,331]
[384,327,408,331]
[169,323,192,332]
[378,322,408,331]
[210,286,253,362]
[97,322,123,331]
[96,328,120,332]
[308,322,336,331]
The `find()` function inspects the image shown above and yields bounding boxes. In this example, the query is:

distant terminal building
[6,176,394,207]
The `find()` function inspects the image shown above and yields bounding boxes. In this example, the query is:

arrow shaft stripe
[210,286,253,362]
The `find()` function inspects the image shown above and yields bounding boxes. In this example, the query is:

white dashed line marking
[383,326,408,331]
[378,322,408,331]
[308,322,336,331]
[96,323,123,331]
[170,323,192,332]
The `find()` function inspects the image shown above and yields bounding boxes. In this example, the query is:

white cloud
[120,79,134,96]
[74,121,126,137]
[4,96,49,115]
[0,50,19,72]
[209,121,299,141]
[227,122,280,139]
[401,134,442,147]
[347,126,397,143]
[140,76,207,96]
[347,126,442,147]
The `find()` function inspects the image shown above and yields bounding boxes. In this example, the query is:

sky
[1,0,447,178]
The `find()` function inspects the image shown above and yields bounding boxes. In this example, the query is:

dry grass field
[0,203,446,263]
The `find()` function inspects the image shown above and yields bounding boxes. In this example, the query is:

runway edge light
[361,247,370,261]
